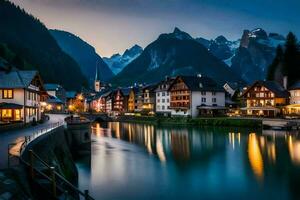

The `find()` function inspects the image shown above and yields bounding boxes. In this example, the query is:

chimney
[283,76,288,90]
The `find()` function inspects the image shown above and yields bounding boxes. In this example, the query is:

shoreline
[115,116,263,128]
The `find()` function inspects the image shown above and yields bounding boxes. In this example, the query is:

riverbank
[117,116,262,128]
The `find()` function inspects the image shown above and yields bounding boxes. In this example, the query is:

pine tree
[267,45,283,81]
[283,32,300,86]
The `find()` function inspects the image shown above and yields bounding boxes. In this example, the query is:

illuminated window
[2,109,12,118]
[15,110,21,120]
[3,89,13,99]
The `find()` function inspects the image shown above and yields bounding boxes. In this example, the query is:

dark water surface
[76,122,300,200]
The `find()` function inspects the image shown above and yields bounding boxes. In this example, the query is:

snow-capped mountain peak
[103,44,143,74]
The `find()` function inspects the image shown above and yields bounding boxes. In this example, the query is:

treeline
[267,32,300,87]
[0,0,88,90]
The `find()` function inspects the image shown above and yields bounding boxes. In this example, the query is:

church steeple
[94,63,101,92]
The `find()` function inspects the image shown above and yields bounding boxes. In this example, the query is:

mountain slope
[231,28,285,83]
[50,29,114,84]
[103,44,143,74]
[111,28,244,86]
[0,0,87,90]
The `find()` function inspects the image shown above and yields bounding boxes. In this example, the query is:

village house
[241,80,289,117]
[168,75,226,118]
[142,84,157,114]
[155,77,175,116]
[66,91,77,110]
[44,84,66,112]
[0,69,46,124]
[128,87,139,113]
[285,81,300,115]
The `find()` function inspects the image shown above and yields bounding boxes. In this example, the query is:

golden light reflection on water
[288,136,300,165]
[248,133,264,181]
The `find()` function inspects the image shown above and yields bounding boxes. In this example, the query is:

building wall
[289,89,300,104]
[156,91,171,113]
[191,91,225,117]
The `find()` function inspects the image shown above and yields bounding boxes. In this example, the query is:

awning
[0,103,23,109]
[240,107,279,111]
[285,104,300,108]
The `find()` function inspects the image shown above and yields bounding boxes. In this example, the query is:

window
[162,92,165,96]
[201,91,206,95]
[3,89,13,99]
[157,99,160,103]
[157,93,160,97]
[162,105,165,110]
[2,109,12,118]
[212,92,216,96]
[201,98,206,102]
[167,99,169,103]
[162,99,165,103]
[212,98,216,103]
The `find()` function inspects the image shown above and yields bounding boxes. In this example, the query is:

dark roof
[155,78,175,92]
[0,70,39,89]
[46,95,64,104]
[242,81,289,98]
[66,91,77,99]
[44,83,62,91]
[173,76,224,92]
[0,103,23,109]
[121,87,131,96]
[289,81,300,90]
[143,84,158,92]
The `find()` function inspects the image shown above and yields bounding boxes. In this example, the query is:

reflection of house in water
[170,130,190,161]
[248,133,264,181]
[288,135,300,165]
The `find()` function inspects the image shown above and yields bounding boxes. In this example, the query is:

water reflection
[78,122,300,200]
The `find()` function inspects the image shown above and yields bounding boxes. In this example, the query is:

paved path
[0,114,68,169]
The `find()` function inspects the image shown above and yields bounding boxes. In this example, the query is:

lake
[76,122,300,200]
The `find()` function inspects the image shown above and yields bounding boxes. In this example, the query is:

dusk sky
[11,0,300,57]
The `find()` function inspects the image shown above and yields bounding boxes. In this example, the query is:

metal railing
[8,121,64,162]
[23,150,94,200]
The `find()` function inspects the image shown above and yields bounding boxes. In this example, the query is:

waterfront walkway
[0,114,67,169]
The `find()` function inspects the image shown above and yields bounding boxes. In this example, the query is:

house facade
[241,81,289,117]
[169,75,226,118]
[142,85,157,114]
[155,78,174,116]
[0,70,46,123]
[285,81,300,115]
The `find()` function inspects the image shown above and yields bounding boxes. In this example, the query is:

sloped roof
[155,77,175,92]
[66,91,77,99]
[121,87,131,96]
[242,80,289,98]
[0,102,23,109]
[44,83,62,91]
[46,95,64,104]
[289,81,300,90]
[172,76,224,92]
[0,70,39,89]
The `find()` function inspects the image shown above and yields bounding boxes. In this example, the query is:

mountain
[50,29,114,84]
[111,28,244,86]
[0,0,87,90]
[231,28,285,83]
[196,36,240,65]
[103,44,143,74]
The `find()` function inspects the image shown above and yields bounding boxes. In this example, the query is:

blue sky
[11,0,300,57]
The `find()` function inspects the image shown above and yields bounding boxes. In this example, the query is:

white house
[0,69,46,123]
[169,75,226,118]
[155,77,174,116]
[285,81,300,115]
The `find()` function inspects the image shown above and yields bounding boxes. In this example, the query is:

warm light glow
[248,133,264,181]
[288,136,300,165]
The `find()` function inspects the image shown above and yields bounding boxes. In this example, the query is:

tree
[283,32,300,86]
[267,45,284,81]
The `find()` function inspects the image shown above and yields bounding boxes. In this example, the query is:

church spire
[95,62,99,81]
